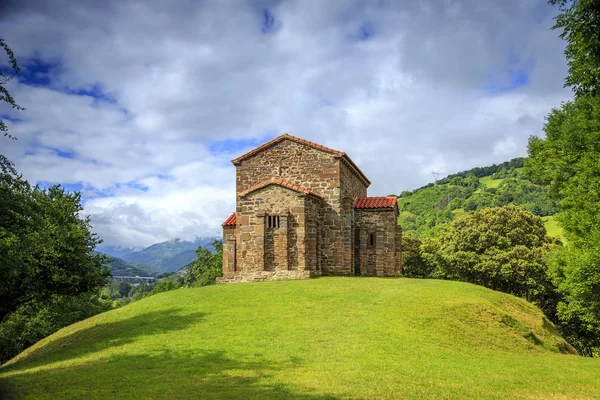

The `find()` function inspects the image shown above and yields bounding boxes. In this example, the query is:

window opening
[368,233,376,248]
[267,215,280,229]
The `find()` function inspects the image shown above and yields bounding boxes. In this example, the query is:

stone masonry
[218,133,402,283]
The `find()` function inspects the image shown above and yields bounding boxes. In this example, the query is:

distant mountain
[121,237,217,274]
[149,249,198,275]
[97,245,142,259]
[103,256,156,277]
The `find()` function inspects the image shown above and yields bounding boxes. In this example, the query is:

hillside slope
[103,256,155,277]
[399,158,561,239]
[1,278,598,399]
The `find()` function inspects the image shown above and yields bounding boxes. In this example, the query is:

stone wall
[235,184,319,274]
[234,139,362,275]
[354,208,400,276]
[216,270,311,283]
[305,195,322,273]
[235,139,341,202]
[222,225,236,276]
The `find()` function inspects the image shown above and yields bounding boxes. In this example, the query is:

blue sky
[0,0,571,249]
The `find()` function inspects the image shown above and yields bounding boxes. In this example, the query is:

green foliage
[151,278,183,295]
[526,95,600,355]
[527,95,600,246]
[424,206,560,315]
[103,256,154,277]
[106,281,133,299]
[549,0,600,97]
[0,38,25,140]
[547,243,600,356]
[127,282,156,302]
[0,292,111,364]
[399,158,556,238]
[0,156,110,324]
[400,233,436,278]
[185,240,223,287]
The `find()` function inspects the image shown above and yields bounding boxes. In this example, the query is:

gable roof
[354,196,398,209]
[222,212,236,227]
[238,177,324,199]
[231,133,371,186]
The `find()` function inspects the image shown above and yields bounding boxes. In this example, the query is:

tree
[549,0,600,97]
[547,244,600,356]
[0,292,111,364]
[527,96,600,245]
[427,206,559,312]
[0,156,110,323]
[185,240,223,287]
[526,95,600,356]
[400,233,436,278]
[0,38,25,140]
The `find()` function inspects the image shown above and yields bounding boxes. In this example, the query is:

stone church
[218,133,402,283]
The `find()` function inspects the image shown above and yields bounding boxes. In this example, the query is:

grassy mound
[1,278,598,399]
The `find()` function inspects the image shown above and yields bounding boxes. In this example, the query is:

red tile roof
[238,177,324,199]
[222,212,236,227]
[354,196,398,209]
[231,133,371,186]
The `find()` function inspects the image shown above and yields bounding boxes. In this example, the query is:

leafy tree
[549,0,600,97]
[185,240,223,287]
[401,233,436,278]
[107,281,133,299]
[152,278,182,295]
[0,292,111,364]
[426,206,559,313]
[527,96,600,244]
[0,156,110,323]
[547,244,600,356]
[0,38,25,140]
[526,96,600,356]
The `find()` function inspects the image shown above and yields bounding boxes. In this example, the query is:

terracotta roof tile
[231,133,371,186]
[354,196,398,209]
[222,212,236,227]
[238,177,324,199]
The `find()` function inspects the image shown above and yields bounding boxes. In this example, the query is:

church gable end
[219,133,402,283]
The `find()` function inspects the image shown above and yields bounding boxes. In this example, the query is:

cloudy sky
[0,0,571,251]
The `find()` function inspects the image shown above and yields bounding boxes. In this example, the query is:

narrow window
[267,215,280,229]
[368,233,376,248]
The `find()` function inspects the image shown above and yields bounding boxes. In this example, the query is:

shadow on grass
[0,308,206,373]
[0,348,342,399]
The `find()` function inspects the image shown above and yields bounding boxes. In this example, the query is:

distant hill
[121,237,217,274]
[102,256,155,277]
[149,249,198,275]
[398,157,561,239]
[3,278,598,399]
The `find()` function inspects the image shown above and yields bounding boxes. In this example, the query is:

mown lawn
[1,278,599,399]
[479,176,503,189]
[542,215,566,242]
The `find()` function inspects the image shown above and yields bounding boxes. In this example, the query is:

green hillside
[399,158,562,238]
[1,278,598,399]
[103,256,155,277]
[149,249,198,274]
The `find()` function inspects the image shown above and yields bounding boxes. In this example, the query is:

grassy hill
[1,278,598,399]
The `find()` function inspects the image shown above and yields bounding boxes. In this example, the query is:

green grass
[542,215,566,242]
[480,175,503,188]
[1,278,599,399]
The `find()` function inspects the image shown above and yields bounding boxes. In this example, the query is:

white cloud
[0,0,572,248]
